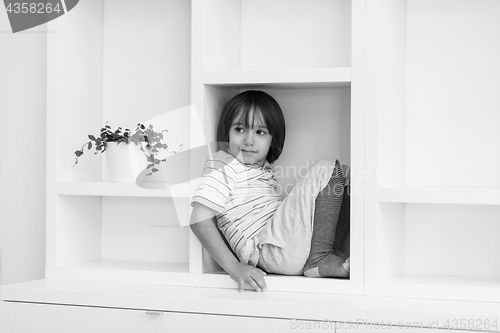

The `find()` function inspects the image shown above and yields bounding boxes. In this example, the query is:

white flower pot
[105,142,147,182]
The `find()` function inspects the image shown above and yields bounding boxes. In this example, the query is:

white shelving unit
[3,0,500,331]
[41,0,366,296]
[43,0,197,289]
[364,0,500,304]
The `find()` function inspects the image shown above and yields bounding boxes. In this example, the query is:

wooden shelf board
[202,270,363,295]
[378,186,500,205]
[45,261,362,295]
[203,68,351,88]
[64,260,189,273]
[46,260,193,286]
[366,273,500,303]
[57,182,191,198]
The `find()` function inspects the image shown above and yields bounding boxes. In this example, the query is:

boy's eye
[234,127,244,133]
[257,130,267,135]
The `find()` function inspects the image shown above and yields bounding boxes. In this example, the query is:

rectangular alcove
[190,0,365,294]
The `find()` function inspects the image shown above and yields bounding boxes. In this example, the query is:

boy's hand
[189,203,267,293]
[228,263,267,292]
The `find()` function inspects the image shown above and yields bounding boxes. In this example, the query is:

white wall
[0,10,47,286]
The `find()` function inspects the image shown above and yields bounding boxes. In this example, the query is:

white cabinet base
[2,279,500,333]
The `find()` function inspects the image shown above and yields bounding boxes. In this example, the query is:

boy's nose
[244,132,254,145]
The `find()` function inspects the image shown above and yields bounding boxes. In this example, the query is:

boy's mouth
[240,149,257,154]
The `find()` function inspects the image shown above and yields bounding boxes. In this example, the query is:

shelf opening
[202,0,352,70]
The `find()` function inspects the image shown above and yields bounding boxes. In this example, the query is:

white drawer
[0,301,317,333]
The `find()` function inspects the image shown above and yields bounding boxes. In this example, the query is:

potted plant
[74,123,182,181]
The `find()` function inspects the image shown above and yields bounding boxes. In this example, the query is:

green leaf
[87,142,92,150]
[74,150,83,157]
[88,135,96,141]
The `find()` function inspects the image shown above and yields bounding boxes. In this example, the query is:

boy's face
[228,109,272,167]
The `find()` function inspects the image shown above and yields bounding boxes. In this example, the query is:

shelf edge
[378,187,500,205]
[203,67,351,87]
[56,182,191,198]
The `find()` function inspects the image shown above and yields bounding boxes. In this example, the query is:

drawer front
[1,302,167,333]
[1,301,316,333]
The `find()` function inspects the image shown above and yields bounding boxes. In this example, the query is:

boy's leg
[258,159,345,275]
[336,185,350,253]
[303,162,350,278]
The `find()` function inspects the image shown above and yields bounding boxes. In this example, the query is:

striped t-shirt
[191,150,282,266]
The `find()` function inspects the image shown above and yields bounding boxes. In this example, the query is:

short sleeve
[191,151,237,214]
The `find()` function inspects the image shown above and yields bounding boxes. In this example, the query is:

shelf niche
[202,0,352,71]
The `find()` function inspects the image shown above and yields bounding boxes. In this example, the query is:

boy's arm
[189,202,267,292]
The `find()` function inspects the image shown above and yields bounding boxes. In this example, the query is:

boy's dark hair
[216,90,286,164]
